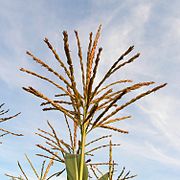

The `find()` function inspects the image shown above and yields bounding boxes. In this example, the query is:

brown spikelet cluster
[17,25,166,179]
[0,103,23,144]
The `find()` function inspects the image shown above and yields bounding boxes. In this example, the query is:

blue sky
[0,0,180,179]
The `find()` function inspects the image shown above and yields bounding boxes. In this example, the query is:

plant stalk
[79,126,86,180]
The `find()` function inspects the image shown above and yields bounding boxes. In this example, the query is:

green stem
[79,126,86,180]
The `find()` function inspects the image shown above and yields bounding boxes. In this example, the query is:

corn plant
[8,25,166,179]
[5,154,64,180]
[0,103,22,144]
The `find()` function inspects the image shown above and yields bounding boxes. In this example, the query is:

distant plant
[6,154,63,180]
[0,103,22,144]
[7,25,166,179]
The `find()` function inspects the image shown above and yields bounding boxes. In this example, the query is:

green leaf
[65,153,78,180]
[64,153,88,180]
[98,172,109,180]
[25,154,39,179]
